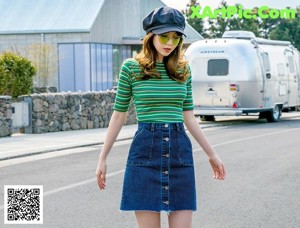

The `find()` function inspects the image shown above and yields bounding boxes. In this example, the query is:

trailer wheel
[266,105,281,122]
[200,115,215,121]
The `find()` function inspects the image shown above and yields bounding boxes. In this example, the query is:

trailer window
[288,56,295,73]
[261,52,270,72]
[207,59,228,76]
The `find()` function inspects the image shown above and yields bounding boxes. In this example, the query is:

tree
[256,7,281,38]
[182,0,208,38]
[183,1,261,38]
[227,6,260,36]
[206,0,230,38]
[0,52,37,99]
[269,7,300,50]
[182,0,300,50]
[206,1,261,38]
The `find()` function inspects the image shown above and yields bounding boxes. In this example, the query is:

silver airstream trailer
[185,30,300,122]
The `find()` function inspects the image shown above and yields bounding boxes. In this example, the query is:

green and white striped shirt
[113,58,194,123]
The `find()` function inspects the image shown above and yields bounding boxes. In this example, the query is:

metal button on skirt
[120,122,197,212]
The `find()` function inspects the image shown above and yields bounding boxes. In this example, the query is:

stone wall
[18,91,136,134]
[0,96,12,137]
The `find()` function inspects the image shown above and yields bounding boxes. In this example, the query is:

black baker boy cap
[143,6,186,36]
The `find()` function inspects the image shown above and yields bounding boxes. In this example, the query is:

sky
[161,0,300,11]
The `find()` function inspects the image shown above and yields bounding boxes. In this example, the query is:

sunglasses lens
[158,35,182,46]
[158,35,169,44]
[172,37,181,46]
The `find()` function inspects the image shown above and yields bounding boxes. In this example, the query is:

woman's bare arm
[98,111,127,161]
[183,110,226,180]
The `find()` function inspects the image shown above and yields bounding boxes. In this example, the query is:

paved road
[1,117,300,228]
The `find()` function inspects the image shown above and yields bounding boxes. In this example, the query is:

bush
[0,52,37,99]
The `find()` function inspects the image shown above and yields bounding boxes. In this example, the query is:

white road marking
[44,169,125,196]
[193,128,299,152]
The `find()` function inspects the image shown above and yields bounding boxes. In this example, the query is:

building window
[58,43,140,92]
[58,44,75,92]
[74,43,91,92]
[58,43,114,92]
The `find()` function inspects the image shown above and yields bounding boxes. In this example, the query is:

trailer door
[260,52,273,108]
[190,57,231,108]
[285,50,298,106]
[207,59,231,107]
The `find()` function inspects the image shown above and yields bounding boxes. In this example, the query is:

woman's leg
[135,211,161,228]
[168,210,193,228]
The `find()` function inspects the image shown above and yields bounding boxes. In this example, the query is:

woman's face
[152,32,182,62]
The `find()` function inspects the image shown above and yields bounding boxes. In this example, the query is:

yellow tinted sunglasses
[156,34,182,46]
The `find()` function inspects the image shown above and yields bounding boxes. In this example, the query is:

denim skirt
[120,122,196,212]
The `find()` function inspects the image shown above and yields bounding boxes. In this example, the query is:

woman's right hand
[208,155,226,180]
[96,159,107,190]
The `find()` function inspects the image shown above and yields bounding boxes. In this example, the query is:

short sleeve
[113,60,132,112]
[182,67,194,111]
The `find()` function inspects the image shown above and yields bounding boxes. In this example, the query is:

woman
[96,6,226,228]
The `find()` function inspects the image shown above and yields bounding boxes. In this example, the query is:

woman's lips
[163,48,172,52]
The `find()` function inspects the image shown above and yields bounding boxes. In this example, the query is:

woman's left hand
[208,155,226,180]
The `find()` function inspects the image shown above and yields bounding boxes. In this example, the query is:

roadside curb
[0,137,134,161]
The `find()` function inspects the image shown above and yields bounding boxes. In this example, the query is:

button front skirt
[120,122,197,212]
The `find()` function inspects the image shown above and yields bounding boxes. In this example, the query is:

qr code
[4,185,43,224]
